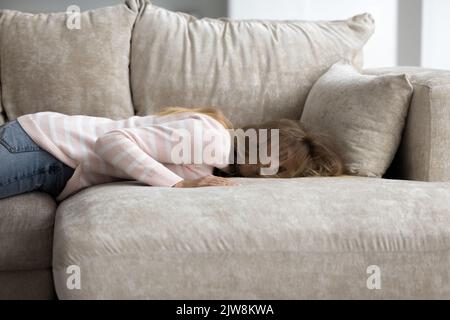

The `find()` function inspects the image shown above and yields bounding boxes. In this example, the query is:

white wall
[397,0,422,66]
[153,0,227,17]
[229,0,399,68]
[229,0,308,20]
[422,0,450,70]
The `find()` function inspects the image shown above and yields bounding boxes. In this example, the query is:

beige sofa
[1,1,450,299]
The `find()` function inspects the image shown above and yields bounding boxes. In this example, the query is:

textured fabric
[0,55,4,125]
[0,269,55,300]
[18,111,231,201]
[0,83,4,125]
[301,62,413,177]
[53,177,450,299]
[0,120,75,200]
[0,192,56,271]
[364,67,450,182]
[0,3,137,120]
[129,0,375,127]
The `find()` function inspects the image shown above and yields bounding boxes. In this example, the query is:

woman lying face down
[0,106,344,201]
[211,116,345,182]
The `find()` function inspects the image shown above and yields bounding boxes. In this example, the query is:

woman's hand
[173,175,238,188]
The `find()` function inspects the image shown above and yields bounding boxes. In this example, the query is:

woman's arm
[94,119,235,188]
[173,175,237,188]
[94,129,184,187]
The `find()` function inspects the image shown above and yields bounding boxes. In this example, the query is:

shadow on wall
[0,0,228,18]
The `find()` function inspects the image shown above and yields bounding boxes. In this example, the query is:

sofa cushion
[301,62,413,177]
[53,178,450,299]
[0,269,55,300]
[0,192,56,271]
[128,0,374,127]
[0,3,137,120]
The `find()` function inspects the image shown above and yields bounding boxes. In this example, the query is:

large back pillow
[129,0,375,127]
[0,3,138,120]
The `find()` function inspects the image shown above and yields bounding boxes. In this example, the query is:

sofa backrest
[0,3,137,121]
[0,0,374,128]
[128,0,375,127]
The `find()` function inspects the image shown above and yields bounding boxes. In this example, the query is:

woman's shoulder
[188,112,230,132]
[154,111,227,130]
[17,111,66,122]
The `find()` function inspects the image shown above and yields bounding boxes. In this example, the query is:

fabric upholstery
[0,78,4,125]
[129,0,375,127]
[0,192,56,271]
[0,71,4,124]
[0,269,55,300]
[301,62,413,177]
[53,178,450,299]
[0,4,137,120]
[364,67,450,182]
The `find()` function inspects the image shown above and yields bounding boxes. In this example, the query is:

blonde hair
[154,106,233,130]
[241,119,344,178]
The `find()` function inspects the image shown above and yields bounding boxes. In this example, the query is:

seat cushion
[53,178,450,299]
[0,192,56,272]
[128,0,374,127]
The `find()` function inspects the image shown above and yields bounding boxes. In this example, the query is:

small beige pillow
[301,62,413,177]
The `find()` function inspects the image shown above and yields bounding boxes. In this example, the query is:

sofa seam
[52,247,450,267]
[126,0,146,116]
[426,86,434,181]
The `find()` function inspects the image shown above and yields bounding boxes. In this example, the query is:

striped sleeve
[94,127,184,187]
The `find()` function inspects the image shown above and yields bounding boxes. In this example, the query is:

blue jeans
[0,120,75,201]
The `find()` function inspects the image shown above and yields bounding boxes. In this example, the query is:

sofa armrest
[364,67,450,182]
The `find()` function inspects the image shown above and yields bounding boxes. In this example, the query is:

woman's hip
[0,120,75,199]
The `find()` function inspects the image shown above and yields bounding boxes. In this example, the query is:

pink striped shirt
[17,111,232,201]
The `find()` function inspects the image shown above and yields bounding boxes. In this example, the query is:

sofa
[1,1,450,300]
